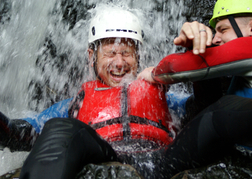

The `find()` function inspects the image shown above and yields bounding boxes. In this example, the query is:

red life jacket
[72,79,174,146]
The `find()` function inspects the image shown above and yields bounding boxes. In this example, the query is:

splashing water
[0,0,57,117]
[0,0,191,176]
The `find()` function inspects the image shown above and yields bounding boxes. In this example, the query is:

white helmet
[88,8,143,44]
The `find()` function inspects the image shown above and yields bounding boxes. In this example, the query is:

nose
[113,54,125,69]
[212,33,222,45]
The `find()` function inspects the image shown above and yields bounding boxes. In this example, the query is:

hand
[0,112,11,135]
[0,112,37,151]
[0,112,11,148]
[174,21,213,55]
[137,67,156,83]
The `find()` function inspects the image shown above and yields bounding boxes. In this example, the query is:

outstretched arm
[23,98,73,133]
[0,98,72,151]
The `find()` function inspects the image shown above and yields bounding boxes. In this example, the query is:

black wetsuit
[162,95,252,177]
[19,95,252,179]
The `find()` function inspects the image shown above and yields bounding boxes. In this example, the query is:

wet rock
[0,162,143,179]
[171,154,252,179]
[0,168,21,179]
[76,162,144,179]
[0,0,11,24]
[183,0,217,26]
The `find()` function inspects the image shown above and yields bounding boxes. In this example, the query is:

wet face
[213,17,252,45]
[89,38,138,87]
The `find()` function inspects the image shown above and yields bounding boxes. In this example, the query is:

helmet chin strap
[228,15,243,38]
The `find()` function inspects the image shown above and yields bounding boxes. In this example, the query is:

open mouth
[109,69,131,83]
[110,70,128,77]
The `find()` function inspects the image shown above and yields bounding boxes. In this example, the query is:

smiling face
[212,17,252,45]
[89,38,138,87]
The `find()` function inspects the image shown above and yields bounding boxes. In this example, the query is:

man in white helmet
[87,8,143,87]
[3,3,252,179]
[15,7,175,179]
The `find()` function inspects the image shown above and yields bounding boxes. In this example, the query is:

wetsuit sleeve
[22,98,73,133]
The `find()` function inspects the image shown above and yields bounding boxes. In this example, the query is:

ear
[87,48,94,67]
[249,19,252,36]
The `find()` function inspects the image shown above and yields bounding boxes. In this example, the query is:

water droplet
[219,163,226,168]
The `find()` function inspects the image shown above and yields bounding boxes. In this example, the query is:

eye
[104,51,116,58]
[122,51,131,57]
[220,28,228,33]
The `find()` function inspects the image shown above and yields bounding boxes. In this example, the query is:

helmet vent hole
[92,26,95,36]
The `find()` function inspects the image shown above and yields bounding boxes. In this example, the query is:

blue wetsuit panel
[228,87,252,98]
[22,98,73,133]
[227,76,252,98]
[166,92,191,117]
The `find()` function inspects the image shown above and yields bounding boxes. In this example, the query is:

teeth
[111,71,126,76]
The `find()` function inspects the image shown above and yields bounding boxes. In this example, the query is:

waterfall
[0,0,57,118]
[0,0,188,118]
[0,0,195,176]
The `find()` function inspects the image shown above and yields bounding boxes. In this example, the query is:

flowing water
[0,0,197,176]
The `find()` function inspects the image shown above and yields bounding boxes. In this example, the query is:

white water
[0,0,57,175]
[0,0,189,175]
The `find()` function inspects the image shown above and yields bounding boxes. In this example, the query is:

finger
[198,26,213,53]
[199,23,207,53]
[174,22,195,47]
[206,27,213,46]
[173,35,187,46]
[181,22,195,39]
[190,21,201,54]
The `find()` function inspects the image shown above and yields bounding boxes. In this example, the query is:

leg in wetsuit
[163,95,252,178]
[19,118,117,179]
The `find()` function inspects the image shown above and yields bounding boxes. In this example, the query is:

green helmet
[209,0,252,28]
